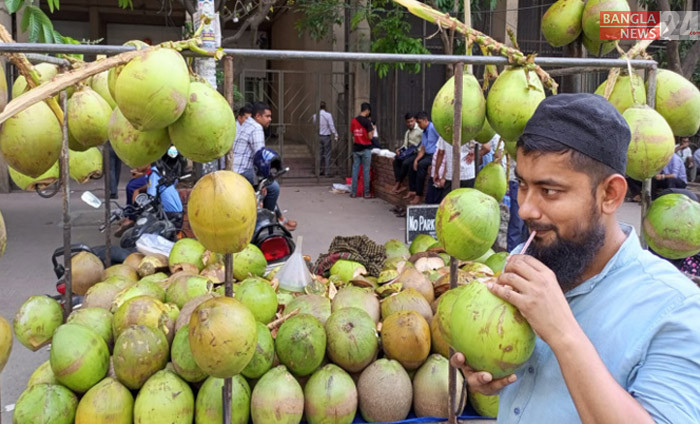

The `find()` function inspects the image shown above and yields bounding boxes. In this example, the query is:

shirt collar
[512,223,642,298]
[244,116,262,129]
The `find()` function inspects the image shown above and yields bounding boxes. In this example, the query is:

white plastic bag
[276,236,313,292]
[136,233,175,257]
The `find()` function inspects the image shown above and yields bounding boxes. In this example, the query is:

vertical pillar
[491,0,519,46]
[447,63,464,424]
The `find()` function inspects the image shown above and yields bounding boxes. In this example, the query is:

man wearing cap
[451,93,700,423]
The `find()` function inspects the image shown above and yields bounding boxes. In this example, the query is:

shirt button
[514,408,521,415]
[528,366,535,374]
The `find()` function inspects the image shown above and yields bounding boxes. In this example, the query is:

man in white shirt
[431,137,476,203]
[312,101,338,176]
[676,137,694,182]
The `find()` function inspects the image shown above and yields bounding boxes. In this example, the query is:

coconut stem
[0,25,65,123]
[267,308,300,332]
[0,26,220,126]
[507,28,520,51]
[394,0,558,93]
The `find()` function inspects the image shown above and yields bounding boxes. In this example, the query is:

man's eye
[543,188,559,196]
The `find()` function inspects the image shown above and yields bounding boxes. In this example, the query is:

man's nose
[518,189,542,222]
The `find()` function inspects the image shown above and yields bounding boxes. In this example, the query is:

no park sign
[406,205,438,243]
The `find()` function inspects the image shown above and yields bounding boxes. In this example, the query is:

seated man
[392,113,422,194]
[114,164,151,236]
[405,111,439,205]
[147,148,184,229]
[627,153,688,201]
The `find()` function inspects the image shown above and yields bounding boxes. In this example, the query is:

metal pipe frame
[0,43,657,69]
[2,41,659,424]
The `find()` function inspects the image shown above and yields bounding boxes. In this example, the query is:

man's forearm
[552,326,654,424]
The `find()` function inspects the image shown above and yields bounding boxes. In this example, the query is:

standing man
[232,101,280,213]
[313,101,338,176]
[392,113,423,194]
[694,146,700,182]
[220,103,253,170]
[405,111,439,205]
[451,93,700,423]
[350,102,375,199]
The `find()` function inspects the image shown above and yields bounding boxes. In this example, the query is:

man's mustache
[525,221,558,233]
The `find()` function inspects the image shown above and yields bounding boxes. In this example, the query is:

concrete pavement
[0,176,643,421]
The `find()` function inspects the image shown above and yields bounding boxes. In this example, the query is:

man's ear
[600,174,627,214]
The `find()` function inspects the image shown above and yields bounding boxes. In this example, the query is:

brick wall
[370,153,429,206]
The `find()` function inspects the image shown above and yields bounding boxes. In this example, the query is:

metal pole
[103,145,111,267]
[448,62,464,424]
[224,56,235,170]
[640,65,658,249]
[222,253,234,424]
[0,43,659,68]
[60,89,72,317]
[221,55,237,424]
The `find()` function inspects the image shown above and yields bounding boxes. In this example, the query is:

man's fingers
[488,281,524,307]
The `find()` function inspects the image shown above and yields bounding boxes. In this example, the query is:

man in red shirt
[350,102,375,198]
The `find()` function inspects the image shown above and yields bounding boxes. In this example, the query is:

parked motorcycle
[48,243,134,307]
[82,173,190,249]
[253,166,295,264]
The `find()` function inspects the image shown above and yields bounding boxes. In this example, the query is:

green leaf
[52,29,64,44]
[46,0,54,13]
[19,4,30,32]
[6,0,24,14]
[41,21,53,43]
[26,8,41,42]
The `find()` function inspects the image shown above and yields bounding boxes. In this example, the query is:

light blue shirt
[499,223,700,423]
[147,167,183,213]
[661,153,688,183]
[422,122,440,155]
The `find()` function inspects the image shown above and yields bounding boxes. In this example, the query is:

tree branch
[221,0,275,46]
[222,18,253,45]
[658,0,682,73]
[681,40,700,78]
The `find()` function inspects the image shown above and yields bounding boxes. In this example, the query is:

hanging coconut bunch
[67,86,113,150]
[108,106,171,168]
[643,193,700,260]
[169,80,236,163]
[8,161,59,191]
[69,147,103,183]
[430,73,486,144]
[540,0,585,47]
[486,67,546,144]
[622,104,675,181]
[0,100,62,178]
[541,0,629,56]
[113,47,190,131]
[90,70,117,109]
[651,69,700,137]
[11,62,58,98]
[594,73,646,115]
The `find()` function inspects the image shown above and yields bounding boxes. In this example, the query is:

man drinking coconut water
[451,93,700,423]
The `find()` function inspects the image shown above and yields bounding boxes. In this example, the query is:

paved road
[0,176,642,421]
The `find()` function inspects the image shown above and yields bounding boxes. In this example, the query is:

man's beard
[525,209,606,289]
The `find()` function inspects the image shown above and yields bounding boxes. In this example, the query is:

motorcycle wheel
[120,228,137,249]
